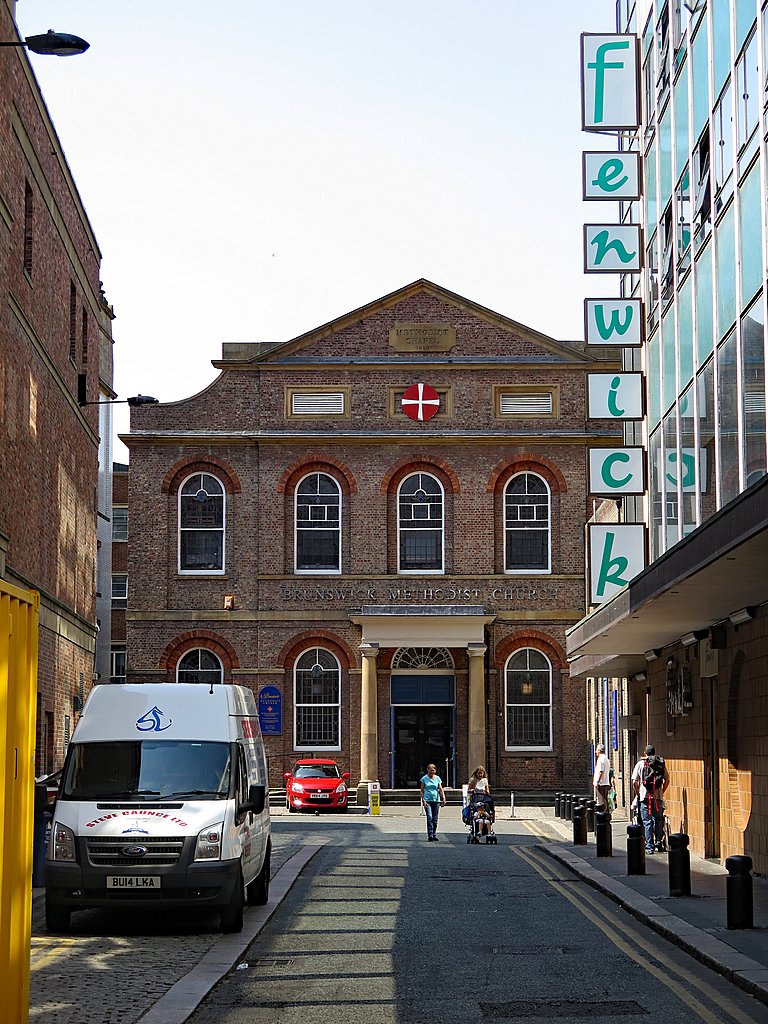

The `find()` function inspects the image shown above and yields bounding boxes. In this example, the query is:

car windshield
[61,741,231,800]
[293,764,340,779]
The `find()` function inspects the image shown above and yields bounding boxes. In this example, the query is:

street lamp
[78,393,159,408]
[0,30,90,56]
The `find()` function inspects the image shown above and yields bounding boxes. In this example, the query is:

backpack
[640,755,665,794]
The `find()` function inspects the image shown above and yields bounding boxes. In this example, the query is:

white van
[45,682,271,934]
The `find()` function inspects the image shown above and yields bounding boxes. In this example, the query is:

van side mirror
[241,783,266,815]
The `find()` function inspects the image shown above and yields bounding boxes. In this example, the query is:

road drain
[480,1000,646,1018]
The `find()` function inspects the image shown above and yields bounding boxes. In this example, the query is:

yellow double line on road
[30,936,85,972]
[513,843,760,1024]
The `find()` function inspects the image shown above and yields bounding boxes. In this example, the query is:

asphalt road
[30,810,768,1024]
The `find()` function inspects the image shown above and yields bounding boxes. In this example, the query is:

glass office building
[569,0,768,871]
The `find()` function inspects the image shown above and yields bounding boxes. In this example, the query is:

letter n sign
[581,34,640,131]
[589,524,646,604]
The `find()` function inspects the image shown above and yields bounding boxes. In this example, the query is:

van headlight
[195,822,223,861]
[49,822,76,862]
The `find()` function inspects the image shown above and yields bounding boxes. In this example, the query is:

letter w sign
[585,299,643,346]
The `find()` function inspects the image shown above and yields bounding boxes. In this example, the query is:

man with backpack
[631,744,669,854]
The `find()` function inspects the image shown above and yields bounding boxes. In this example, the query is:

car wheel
[247,841,271,906]
[288,802,297,813]
[45,893,71,934]
[220,867,245,933]
[338,805,348,813]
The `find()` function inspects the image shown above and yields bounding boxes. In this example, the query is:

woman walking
[420,763,446,841]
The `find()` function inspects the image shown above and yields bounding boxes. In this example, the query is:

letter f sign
[581,34,640,131]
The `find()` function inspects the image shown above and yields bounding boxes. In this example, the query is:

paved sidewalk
[528,806,768,1007]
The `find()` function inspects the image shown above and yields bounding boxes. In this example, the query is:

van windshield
[61,741,231,801]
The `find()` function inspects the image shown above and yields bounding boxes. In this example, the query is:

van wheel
[45,893,71,933]
[247,841,271,906]
[220,868,245,933]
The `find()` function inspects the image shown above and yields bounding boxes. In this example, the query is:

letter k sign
[589,525,645,604]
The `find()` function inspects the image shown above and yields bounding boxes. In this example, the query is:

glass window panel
[713,81,734,195]
[691,19,709,141]
[295,648,341,748]
[741,297,767,484]
[649,427,664,561]
[662,308,677,413]
[698,357,718,522]
[716,204,737,338]
[736,0,757,51]
[645,140,658,232]
[678,274,694,388]
[679,384,697,536]
[711,0,732,96]
[696,242,714,361]
[660,103,673,206]
[504,474,550,572]
[663,406,680,549]
[736,32,758,150]
[112,507,128,542]
[676,166,691,266]
[181,531,223,572]
[674,58,689,181]
[296,473,341,572]
[398,473,443,571]
[718,330,740,504]
[649,329,662,429]
[739,159,762,307]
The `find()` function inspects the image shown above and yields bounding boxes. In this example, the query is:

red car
[284,759,351,813]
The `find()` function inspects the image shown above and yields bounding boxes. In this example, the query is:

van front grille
[86,836,185,866]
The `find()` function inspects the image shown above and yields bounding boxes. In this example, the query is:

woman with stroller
[466,766,495,840]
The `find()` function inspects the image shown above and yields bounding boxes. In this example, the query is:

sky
[17,0,617,458]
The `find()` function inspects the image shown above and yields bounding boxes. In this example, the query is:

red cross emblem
[401,383,440,421]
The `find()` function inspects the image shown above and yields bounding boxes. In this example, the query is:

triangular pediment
[214,279,597,368]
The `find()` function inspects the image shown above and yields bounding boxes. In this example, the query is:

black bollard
[725,855,753,929]
[558,791,566,818]
[668,832,691,897]
[585,799,596,834]
[626,823,646,875]
[554,792,561,817]
[572,804,587,845]
[595,810,612,857]
[565,793,573,820]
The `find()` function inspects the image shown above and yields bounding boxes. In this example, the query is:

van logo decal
[136,706,173,732]
[122,826,149,835]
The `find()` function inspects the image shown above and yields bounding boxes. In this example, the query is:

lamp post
[0,30,90,56]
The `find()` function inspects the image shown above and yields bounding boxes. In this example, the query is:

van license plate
[107,876,161,889]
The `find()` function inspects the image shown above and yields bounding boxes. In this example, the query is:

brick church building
[124,280,620,794]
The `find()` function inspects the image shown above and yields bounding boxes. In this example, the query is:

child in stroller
[463,790,498,844]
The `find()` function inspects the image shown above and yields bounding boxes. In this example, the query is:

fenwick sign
[580,31,647,605]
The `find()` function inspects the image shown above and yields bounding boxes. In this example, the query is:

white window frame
[503,472,552,574]
[110,645,126,682]
[293,647,342,752]
[294,472,342,575]
[176,648,224,686]
[397,472,445,574]
[504,648,553,752]
[111,573,128,604]
[178,472,226,576]
[112,505,128,542]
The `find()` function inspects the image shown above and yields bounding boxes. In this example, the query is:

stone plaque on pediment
[389,323,456,352]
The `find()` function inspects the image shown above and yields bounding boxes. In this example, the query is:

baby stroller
[463,791,498,844]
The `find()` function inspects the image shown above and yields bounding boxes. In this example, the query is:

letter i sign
[401,383,440,421]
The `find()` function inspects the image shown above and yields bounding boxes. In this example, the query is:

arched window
[179,473,225,574]
[294,648,341,750]
[505,648,553,750]
[504,473,551,573]
[398,472,444,573]
[177,648,224,686]
[295,473,341,573]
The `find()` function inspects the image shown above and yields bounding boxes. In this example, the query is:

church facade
[124,280,620,792]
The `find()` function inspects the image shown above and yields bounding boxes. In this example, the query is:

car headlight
[335,782,347,794]
[195,822,223,861]
[49,822,76,862]
[291,781,304,793]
